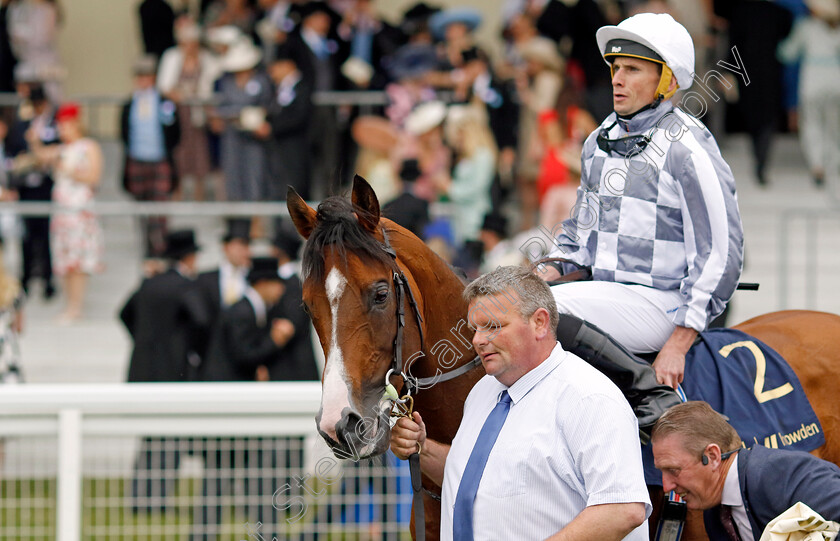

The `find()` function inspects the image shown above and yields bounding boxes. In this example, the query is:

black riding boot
[556,314,681,440]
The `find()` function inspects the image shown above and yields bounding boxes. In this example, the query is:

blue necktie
[453,390,512,540]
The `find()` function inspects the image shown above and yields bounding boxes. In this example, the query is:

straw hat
[518,37,564,72]
[404,101,447,136]
[352,116,399,153]
[207,25,243,47]
[221,40,262,72]
[807,0,840,23]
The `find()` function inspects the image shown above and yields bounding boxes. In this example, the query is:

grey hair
[463,266,559,332]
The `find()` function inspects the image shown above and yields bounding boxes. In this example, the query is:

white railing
[0,383,412,541]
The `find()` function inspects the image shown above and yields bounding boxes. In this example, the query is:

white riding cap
[596,13,695,92]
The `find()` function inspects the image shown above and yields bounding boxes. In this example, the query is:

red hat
[56,102,81,123]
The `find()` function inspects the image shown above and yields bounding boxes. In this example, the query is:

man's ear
[704,443,722,467]
[668,75,678,94]
[532,307,552,338]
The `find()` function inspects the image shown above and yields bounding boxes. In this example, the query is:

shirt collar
[614,101,675,134]
[720,454,743,507]
[244,286,267,326]
[506,342,566,405]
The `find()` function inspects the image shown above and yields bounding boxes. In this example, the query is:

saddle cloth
[642,328,824,485]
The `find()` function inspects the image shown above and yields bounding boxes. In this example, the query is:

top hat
[222,218,252,243]
[400,158,422,182]
[481,212,508,238]
[298,1,336,21]
[248,256,284,284]
[163,229,201,260]
[133,55,158,76]
[272,223,303,260]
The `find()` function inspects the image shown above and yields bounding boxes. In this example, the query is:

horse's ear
[351,175,380,233]
[286,187,317,239]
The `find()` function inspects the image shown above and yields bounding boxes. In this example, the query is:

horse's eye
[374,289,389,305]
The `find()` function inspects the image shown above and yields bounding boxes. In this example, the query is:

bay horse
[287,176,840,541]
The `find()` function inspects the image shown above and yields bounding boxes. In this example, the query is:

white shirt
[722,454,754,540]
[219,260,248,307]
[440,343,651,541]
[243,286,267,327]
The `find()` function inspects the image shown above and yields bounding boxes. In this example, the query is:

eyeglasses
[596,121,651,157]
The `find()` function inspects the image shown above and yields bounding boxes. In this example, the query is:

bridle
[378,226,482,541]
[379,226,482,399]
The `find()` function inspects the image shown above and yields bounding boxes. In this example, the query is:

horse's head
[287,176,426,459]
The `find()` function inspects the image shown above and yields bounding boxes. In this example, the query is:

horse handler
[538,13,744,433]
[391,266,650,540]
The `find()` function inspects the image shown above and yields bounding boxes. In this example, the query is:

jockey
[539,13,744,432]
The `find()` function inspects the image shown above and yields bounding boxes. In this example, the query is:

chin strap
[656,64,678,101]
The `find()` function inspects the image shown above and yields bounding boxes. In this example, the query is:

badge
[246,80,262,96]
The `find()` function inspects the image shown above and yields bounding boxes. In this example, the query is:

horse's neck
[391,226,482,445]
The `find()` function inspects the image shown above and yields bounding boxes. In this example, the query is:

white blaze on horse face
[319,266,352,442]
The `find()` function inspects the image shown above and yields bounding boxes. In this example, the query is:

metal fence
[0,383,412,541]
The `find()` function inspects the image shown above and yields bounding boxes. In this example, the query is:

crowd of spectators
[0,0,835,370]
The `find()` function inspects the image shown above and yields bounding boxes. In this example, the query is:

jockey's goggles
[604,39,678,102]
[596,121,651,157]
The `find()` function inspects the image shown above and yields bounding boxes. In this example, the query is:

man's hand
[653,326,698,389]
[271,318,296,347]
[390,411,426,460]
[652,349,685,390]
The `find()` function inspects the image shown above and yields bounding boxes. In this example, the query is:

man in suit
[120,55,181,266]
[193,218,251,360]
[6,83,58,298]
[264,46,313,201]
[194,257,296,538]
[382,158,429,239]
[652,401,840,540]
[120,229,206,515]
[268,223,319,382]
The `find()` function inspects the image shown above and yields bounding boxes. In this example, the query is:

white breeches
[551,281,683,354]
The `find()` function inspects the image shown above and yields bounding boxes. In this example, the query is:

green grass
[0,477,411,540]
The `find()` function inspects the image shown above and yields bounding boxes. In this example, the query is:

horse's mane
[301,196,395,282]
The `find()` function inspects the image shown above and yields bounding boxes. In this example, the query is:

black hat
[273,43,298,63]
[222,218,252,243]
[298,1,336,21]
[402,2,440,34]
[29,84,48,104]
[272,222,303,260]
[385,43,438,81]
[400,158,422,183]
[248,257,284,284]
[480,213,507,238]
[163,229,201,260]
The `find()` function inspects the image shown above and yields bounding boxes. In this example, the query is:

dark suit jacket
[266,274,319,381]
[704,445,840,540]
[139,0,175,58]
[382,192,429,239]
[200,296,282,381]
[119,93,181,193]
[284,29,350,92]
[121,268,207,382]
[266,74,313,200]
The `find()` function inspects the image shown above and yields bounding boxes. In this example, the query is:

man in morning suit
[120,229,206,515]
[652,401,840,540]
[193,257,297,538]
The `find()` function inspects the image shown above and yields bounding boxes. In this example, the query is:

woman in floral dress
[29,102,103,323]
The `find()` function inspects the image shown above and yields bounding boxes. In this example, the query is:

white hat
[207,25,243,47]
[221,40,262,72]
[404,101,447,135]
[596,13,695,91]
